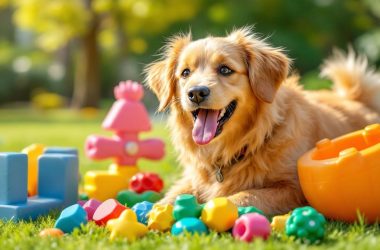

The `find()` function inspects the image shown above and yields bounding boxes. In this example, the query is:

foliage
[0,0,379,107]
[10,0,200,53]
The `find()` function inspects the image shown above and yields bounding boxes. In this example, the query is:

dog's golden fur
[145,27,380,215]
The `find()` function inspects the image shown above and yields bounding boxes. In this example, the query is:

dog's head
[145,27,289,146]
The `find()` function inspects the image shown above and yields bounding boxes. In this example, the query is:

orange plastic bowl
[298,124,380,223]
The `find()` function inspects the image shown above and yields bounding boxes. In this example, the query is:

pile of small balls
[40,173,327,244]
[40,197,326,243]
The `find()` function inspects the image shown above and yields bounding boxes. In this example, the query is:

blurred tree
[7,0,200,108]
[356,0,380,64]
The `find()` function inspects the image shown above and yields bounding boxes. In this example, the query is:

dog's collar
[214,146,247,183]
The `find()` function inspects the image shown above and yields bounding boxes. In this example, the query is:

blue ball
[131,201,153,225]
[171,218,209,236]
[54,204,87,233]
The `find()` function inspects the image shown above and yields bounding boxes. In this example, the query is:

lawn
[0,108,380,250]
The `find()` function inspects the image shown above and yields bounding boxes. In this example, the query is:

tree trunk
[71,5,100,108]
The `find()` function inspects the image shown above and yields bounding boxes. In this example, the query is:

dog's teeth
[219,108,226,119]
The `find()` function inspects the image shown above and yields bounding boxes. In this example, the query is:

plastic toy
[147,204,174,231]
[200,197,238,232]
[84,81,165,201]
[132,201,153,224]
[0,153,28,205]
[171,218,209,236]
[298,123,380,223]
[39,228,64,237]
[129,172,164,193]
[117,190,162,207]
[22,144,45,196]
[21,145,76,194]
[79,193,89,201]
[232,213,271,242]
[38,154,79,208]
[173,194,202,221]
[106,209,148,241]
[82,199,102,221]
[44,147,78,155]
[285,206,326,243]
[84,165,139,202]
[92,199,127,226]
[77,200,86,206]
[271,213,291,231]
[238,206,265,217]
[0,152,78,221]
[54,204,88,233]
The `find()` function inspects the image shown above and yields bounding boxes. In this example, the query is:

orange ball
[39,228,64,237]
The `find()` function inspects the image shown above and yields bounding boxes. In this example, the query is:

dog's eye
[219,65,233,76]
[181,68,191,78]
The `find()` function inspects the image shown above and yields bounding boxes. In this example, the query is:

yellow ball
[147,204,174,231]
[201,197,238,232]
[271,213,291,232]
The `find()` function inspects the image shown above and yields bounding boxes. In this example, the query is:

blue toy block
[171,218,209,236]
[0,197,62,221]
[132,201,153,225]
[0,153,28,205]
[38,154,78,208]
[0,151,80,222]
[44,147,78,155]
[54,204,87,233]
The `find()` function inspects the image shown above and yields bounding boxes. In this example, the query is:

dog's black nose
[188,86,210,104]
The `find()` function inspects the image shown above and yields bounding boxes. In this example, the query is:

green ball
[78,193,89,201]
[116,190,162,207]
[173,194,202,221]
[237,206,265,217]
[285,206,326,243]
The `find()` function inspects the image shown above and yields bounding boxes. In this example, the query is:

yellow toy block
[201,197,238,232]
[22,144,45,196]
[84,164,139,201]
[147,204,174,231]
[271,213,291,232]
[106,209,148,241]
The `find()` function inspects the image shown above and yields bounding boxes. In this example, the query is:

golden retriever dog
[145,27,380,215]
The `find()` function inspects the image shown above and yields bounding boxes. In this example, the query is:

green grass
[0,108,380,250]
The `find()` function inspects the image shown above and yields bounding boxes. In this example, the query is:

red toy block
[82,199,102,221]
[129,173,163,194]
[93,199,127,226]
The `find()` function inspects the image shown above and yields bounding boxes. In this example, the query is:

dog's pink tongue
[192,109,219,145]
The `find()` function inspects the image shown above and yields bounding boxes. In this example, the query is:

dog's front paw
[227,193,252,207]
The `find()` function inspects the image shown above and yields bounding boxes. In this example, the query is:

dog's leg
[157,178,194,205]
[227,185,306,215]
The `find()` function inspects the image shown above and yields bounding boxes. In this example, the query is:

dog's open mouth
[191,100,237,145]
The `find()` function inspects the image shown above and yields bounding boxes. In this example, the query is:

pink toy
[84,81,165,201]
[82,199,102,221]
[129,172,164,193]
[77,200,86,206]
[93,199,127,226]
[85,81,165,166]
[232,213,271,242]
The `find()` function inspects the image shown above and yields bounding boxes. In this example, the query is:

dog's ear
[145,33,191,111]
[228,28,290,103]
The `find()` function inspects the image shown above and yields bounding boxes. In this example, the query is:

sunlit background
[0,0,379,111]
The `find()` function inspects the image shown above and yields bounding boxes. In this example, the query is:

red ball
[129,172,164,193]
[92,199,127,226]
